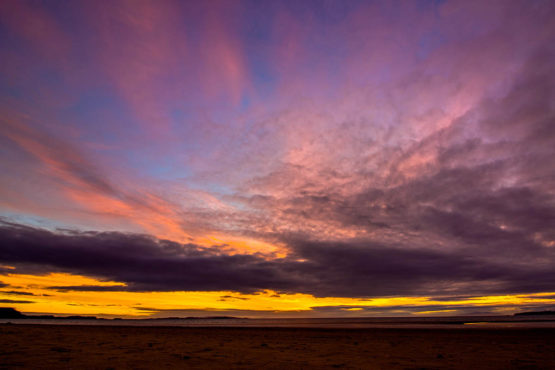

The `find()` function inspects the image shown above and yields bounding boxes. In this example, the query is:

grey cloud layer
[1,219,554,298]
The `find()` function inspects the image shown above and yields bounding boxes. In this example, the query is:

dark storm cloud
[0,220,297,294]
[1,220,554,297]
[288,239,555,297]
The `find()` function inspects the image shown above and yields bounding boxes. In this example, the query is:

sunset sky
[1,0,555,318]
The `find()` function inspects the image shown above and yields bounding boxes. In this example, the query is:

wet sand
[1,324,554,369]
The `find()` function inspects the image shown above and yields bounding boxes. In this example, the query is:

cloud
[0,299,34,304]
[1,219,554,298]
[48,286,129,292]
[0,115,191,242]
[0,0,555,307]
[0,290,36,296]
[0,220,295,294]
[225,47,555,294]
[308,302,555,317]
[219,295,249,301]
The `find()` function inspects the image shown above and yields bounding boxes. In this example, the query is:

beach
[1,324,554,369]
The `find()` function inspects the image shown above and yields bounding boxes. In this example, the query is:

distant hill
[149,316,240,320]
[0,307,241,321]
[0,307,98,320]
[0,307,26,319]
[514,310,555,316]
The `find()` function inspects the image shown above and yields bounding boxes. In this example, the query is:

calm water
[2,316,555,329]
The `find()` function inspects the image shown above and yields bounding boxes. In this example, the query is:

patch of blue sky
[0,211,78,232]
[62,87,136,147]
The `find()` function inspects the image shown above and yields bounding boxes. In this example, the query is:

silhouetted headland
[514,310,555,316]
[0,307,98,320]
[0,307,26,319]
[0,307,240,321]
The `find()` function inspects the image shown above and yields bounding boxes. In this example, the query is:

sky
[1,0,555,318]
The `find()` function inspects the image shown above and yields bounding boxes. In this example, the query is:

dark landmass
[148,316,240,320]
[515,310,555,316]
[0,307,240,321]
[3,307,555,325]
[0,308,100,320]
[0,307,25,319]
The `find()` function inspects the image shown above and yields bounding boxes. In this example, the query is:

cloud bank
[1,215,554,298]
[0,1,554,307]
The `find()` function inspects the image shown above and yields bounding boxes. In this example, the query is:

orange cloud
[2,272,555,318]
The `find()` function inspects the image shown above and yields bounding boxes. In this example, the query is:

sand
[0,324,554,369]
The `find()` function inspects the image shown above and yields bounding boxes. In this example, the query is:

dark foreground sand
[1,324,554,369]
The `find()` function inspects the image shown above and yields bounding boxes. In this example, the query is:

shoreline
[2,316,555,330]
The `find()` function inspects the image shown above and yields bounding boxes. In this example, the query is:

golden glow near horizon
[1,272,554,318]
